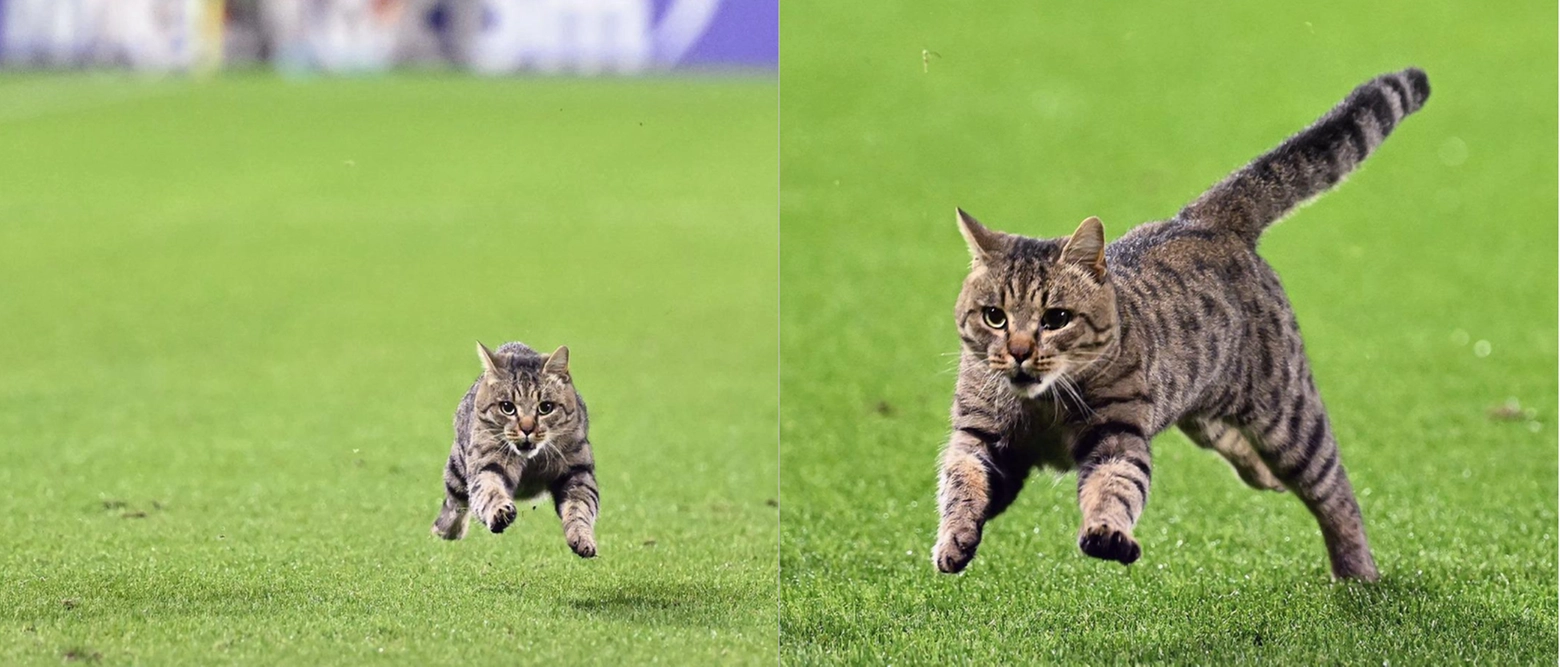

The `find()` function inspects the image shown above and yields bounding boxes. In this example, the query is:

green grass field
[779,1,1556,663]
[0,74,777,665]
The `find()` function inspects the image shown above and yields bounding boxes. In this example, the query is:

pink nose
[1008,334,1034,361]
[518,416,536,434]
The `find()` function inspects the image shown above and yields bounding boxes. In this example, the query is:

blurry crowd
[0,0,775,74]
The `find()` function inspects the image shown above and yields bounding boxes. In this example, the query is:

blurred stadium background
[0,0,775,74]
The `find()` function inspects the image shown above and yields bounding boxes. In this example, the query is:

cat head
[953,209,1118,399]
[473,342,584,458]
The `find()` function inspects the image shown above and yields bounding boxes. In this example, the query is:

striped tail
[1179,68,1430,245]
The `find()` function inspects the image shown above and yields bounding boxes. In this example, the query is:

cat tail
[1178,68,1430,246]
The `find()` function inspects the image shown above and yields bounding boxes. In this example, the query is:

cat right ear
[956,208,1002,264]
[543,346,570,375]
[1060,216,1108,278]
[476,341,501,376]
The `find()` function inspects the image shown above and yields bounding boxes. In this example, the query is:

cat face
[954,210,1119,399]
[473,344,583,459]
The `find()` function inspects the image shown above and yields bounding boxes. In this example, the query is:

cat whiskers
[1067,344,1120,377]
[977,369,1006,400]
[1044,380,1064,426]
[937,351,964,377]
[537,441,562,470]
[1055,373,1097,421]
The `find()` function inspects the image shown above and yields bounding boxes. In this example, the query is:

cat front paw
[485,502,517,533]
[1078,523,1140,565]
[932,522,981,573]
[566,528,597,558]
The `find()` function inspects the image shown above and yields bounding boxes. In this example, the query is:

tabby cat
[432,341,599,558]
[934,68,1431,581]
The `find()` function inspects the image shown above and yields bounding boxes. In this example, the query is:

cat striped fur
[934,68,1430,581]
[432,341,599,559]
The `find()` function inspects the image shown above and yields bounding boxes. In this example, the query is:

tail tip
[1401,67,1430,106]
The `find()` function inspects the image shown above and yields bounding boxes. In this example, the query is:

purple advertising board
[463,0,776,75]
[651,0,777,68]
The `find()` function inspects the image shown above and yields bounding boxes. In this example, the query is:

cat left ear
[1060,216,1107,278]
[956,208,1003,264]
[476,341,502,376]
[543,346,570,375]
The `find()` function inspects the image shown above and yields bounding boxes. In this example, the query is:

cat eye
[981,307,1008,329]
[538,401,556,416]
[1041,308,1073,330]
[497,401,516,415]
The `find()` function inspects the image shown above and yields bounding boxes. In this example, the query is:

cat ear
[1060,216,1107,277]
[543,345,570,375]
[476,341,501,376]
[956,208,1002,263]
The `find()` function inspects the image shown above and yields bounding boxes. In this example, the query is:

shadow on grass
[564,579,757,628]
[6,554,770,634]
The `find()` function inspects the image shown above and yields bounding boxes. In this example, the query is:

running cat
[432,341,598,558]
[934,68,1431,581]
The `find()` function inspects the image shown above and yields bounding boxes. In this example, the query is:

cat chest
[1018,425,1078,472]
[1013,402,1081,471]
[513,480,551,503]
[513,466,559,502]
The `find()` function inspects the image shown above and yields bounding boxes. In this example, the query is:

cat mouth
[505,439,542,457]
[1006,369,1058,399]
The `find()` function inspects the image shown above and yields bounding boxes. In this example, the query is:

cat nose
[1008,334,1034,362]
[518,416,536,434]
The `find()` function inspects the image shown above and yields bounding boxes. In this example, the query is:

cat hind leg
[1245,394,1378,581]
[431,457,471,540]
